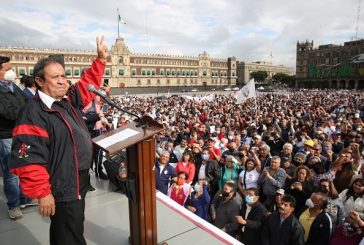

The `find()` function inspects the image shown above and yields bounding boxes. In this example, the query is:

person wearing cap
[266,188,285,213]
[280,156,296,179]
[207,137,221,162]
[331,131,344,154]
[303,139,315,156]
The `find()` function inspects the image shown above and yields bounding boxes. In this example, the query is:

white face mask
[4,69,16,82]
[305,198,314,208]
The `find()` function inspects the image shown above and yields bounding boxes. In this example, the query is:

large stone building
[296,39,364,89]
[0,37,237,88]
[236,61,294,85]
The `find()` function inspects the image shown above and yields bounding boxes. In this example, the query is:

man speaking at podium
[9,36,108,245]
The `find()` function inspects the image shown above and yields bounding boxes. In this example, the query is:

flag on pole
[235,79,256,103]
[119,15,127,24]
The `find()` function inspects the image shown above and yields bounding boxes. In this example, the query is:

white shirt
[38,90,57,109]
[239,168,260,189]
[198,162,207,180]
[242,204,252,232]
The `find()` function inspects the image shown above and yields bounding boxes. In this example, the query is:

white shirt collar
[27,87,36,95]
[38,90,56,109]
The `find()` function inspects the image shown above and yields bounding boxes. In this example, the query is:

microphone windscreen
[87,84,95,92]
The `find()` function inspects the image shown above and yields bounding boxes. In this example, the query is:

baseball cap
[304,139,314,148]
[276,189,285,195]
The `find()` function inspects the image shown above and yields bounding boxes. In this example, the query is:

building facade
[0,37,237,88]
[296,39,364,89]
[236,61,294,85]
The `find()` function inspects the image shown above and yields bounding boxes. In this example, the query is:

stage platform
[0,172,241,245]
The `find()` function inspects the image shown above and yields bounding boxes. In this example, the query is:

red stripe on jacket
[11,164,51,199]
[13,124,49,138]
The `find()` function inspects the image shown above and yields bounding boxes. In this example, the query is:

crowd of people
[104,89,364,244]
[1,35,364,244]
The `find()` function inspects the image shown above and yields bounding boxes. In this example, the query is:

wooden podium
[93,116,163,245]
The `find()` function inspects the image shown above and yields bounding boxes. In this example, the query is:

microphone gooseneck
[87,84,146,128]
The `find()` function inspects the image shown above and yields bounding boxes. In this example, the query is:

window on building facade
[195,71,198,76]
[119,69,124,75]
[29,69,33,76]
[132,70,136,76]
[160,70,164,75]
[152,70,155,75]
[171,70,175,75]
[19,69,25,76]
[182,71,185,76]
[166,70,170,76]
[203,71,207,76]
[177,71,180,76]
[142,70,146,76]
[74,70,80,76]
[66,69,71,76]
[147,70,151,75]
[105,69,110,76]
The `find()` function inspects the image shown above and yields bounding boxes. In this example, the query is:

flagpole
[117,8,120,38]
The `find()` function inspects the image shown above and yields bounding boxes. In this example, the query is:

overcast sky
[0,0,362,67]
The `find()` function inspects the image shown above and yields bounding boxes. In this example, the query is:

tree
[250,71,268,82]
[273,73,295,87]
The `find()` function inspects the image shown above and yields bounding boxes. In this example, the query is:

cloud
[0,0,362,67]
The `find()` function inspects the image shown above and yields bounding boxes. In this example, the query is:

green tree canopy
[250,70,268,82]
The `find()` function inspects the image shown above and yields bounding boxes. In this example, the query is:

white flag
[235,79,256,103]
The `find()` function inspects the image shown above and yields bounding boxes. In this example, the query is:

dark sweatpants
[50,170,89,245]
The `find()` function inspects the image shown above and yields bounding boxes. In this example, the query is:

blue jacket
[155,161,176,195]
[184,184,211,220]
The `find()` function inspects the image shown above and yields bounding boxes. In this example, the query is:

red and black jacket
[10,58,105,202]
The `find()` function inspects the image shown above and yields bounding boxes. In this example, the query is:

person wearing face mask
[167,172,190,206]
[0,56,34,220]
[235,187,267,245]
[184,180,211,221]
[193,148,220,199]
[299,192,332,244]
[318,179,344,232]
[210,182,240,237]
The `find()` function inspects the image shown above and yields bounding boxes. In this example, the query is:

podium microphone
[87,84,107,99]
[87,84,145,127]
